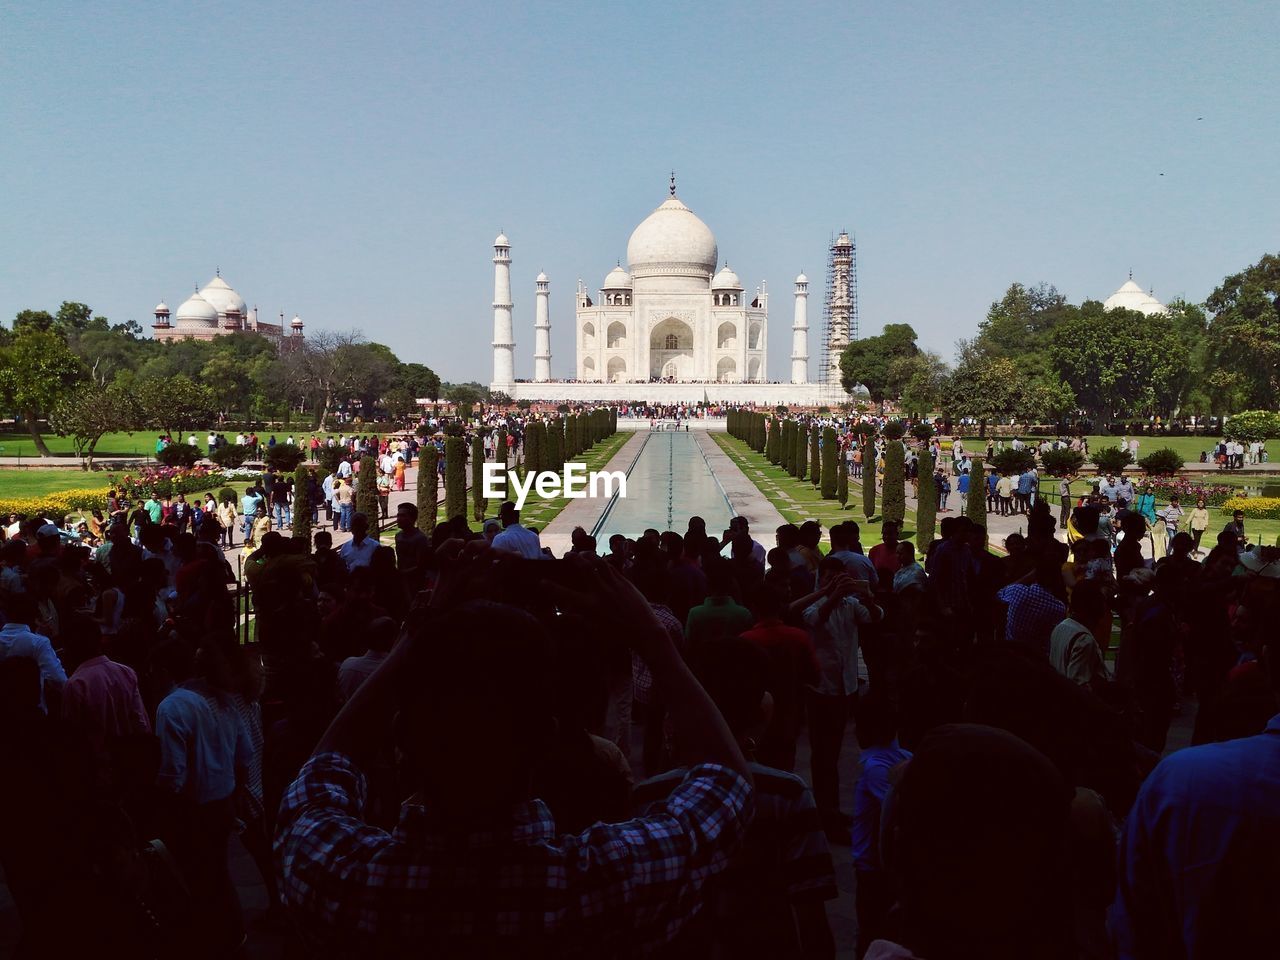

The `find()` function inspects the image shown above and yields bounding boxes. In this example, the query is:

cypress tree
[495,426,508,469]
[525,421,542,474]
[471,432,486,522]
[416,444,438,534]
[809,425,821,487]
[766,416,779,464]
[292,465,312,544]
[565,414,577,459]
[915,452,938,555]
[795,423,807,481]
[862,452,876,520]
[837,458,849,509]
[548,418,564,473]
[967,457,988,530]
[820,426,838,499]
[783,420,795,474]
[882,440,905,525]
[357,454,380,523]
[444,436,466,521]
[610,408,617,434]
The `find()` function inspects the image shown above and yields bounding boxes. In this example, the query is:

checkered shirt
[275,752,753,956]
[996,582,1068,655]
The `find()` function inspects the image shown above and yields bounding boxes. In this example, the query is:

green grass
[955,435,1279,465]
[712,433,922,546]
[0,428,393,460]
[0,469,123,497]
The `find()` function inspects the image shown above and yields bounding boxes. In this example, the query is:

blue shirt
[986,473,999,494]
[156,679,251,804]
[1017,472,1034,494]
[851,743,911,871]
[957,474,970,494]
[1113,713,1280,960]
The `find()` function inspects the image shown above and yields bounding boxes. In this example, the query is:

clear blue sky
[3,1,1275,382]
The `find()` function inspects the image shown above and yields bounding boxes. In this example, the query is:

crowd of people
[2,433,1279,960]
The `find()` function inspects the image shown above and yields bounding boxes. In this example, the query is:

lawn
[955,435,1279,466]
[0,469,122,498]
[0,428,402,460]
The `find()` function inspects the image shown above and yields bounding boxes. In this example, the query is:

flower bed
[1148,478,1236,506]
[0,490,108,519]
[107,465,228,501]
[1222,496,1280,520]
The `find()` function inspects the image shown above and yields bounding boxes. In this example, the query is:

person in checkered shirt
[275,554,754,956]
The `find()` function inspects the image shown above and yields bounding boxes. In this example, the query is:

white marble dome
[626,195,718,278]
[199,275,247,317]
[603,264,632,288]
[174,291,218,327]
[712,264,742,289]
[1104,278,1166,316]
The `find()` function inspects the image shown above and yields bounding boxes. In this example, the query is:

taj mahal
[490,178,838,405]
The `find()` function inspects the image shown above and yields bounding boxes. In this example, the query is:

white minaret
[491,233,515,391]
[533,271,551,382]
[791,272,809,384]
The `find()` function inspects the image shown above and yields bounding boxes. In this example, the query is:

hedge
[417,445,438,534]
[795,424,807,482]
[1040,447,1085,477]
[809,425,821,487]
[157,443,201,468]
[916,453,938,553]
[1222,497,1280,520]
[882,441,905,524]
[471,433,487,522]
[1093,446,1134,474]
[862,456,876,520]
[444,436,466,521]
[837,458,849,509]
[209,444,249,468]
[767,416,781,465]
[356,455,380,522]
[1137,448,1185,475]
[292,465,312,543]
[820,426,838,499]
[967,457,987,528]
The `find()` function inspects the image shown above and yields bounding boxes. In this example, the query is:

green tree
[809,425,820,487]
[820,426,838,499]
[417,445,439,534]
[292,466,313,544]
[444,436,466,521]
[795,423,807,481]
[1204,252,1280,409]
[399,362,441,407]
[383,386,417,421]
[525,420,543,474]
[915,453,938,553]
[48,381,138,469]
[549,418,565,472]
[839,323,920,408]
[1226,409,1280,444]
[837,458,849,509]
[882,441,905,524]
[471,432,487,522]
[862,455,876,520]
[941,350,1020,438]
[357,455,380,523]
[894,351,949,417]
[0,328,86,455]
[967,457,987,529]
[136,374,216,437]
[767,416,780,464]
[782,420,794,474]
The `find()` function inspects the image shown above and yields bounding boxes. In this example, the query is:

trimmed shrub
[315,445,346,476]
[991,448,1036,476]
[1225,410,1280,445]
[910,422,935,442]
[356,455,380,522]
[525,421,543,474]
[821,426,838,499]
[1040,447,1086,477]
[967,457,987,528]
[862,455,876,520]
[217,486,239,506]
[809,425,821,486]
[472,433,487,521]
[265,443,307,473]
[1092,446,1134,474]
[837,458,849,509]
[782,420,794,474]
[882,441,905,524]
[1137,447,1185,476]
[444,436,466,521]
[882,420,907,441]
[1221,496,1280,520]
[916,453,938,553]
[417,445,438,534]
[292,465,312,543]
[156,443,200,468]
[495,427,508,468]
[209,444,248,468]
[795,424,807,481]
[549,418,565,472]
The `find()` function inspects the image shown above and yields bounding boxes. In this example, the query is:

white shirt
[491,523,544,559]
[0,622,68,713]
[155,679,250,805]
[338,536,379,570]
[337,650,388,701]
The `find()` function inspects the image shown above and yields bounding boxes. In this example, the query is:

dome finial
[669,170,676,196]
[1129,268,1133,280]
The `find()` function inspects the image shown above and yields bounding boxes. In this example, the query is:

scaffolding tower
[821,231,858,388]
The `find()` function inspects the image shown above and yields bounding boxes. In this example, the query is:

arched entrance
[582,356,596,379]
[607,356,627,382]
[716,356,738,382]
[649,317,694,380]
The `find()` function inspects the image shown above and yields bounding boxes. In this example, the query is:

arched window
[582,322,596,349]
[664,333,679,350]
[717,322,737,349]
[607,321,627,349]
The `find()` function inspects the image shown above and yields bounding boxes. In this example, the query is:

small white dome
[174,291,218,327]
[154,301,170,314]
[712,264,742,289]
[626,194,718,278]
[795,273,808,284]
[199,275,247,317]
[290,314,304,327]
[603,264,633,288]
[494,232,510,247]
[536,271,548,282]
[1103,278,1166,316]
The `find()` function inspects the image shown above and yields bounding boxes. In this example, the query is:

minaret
[824,232,855,388]
[791,273,809,384]
[534,271,551,382]
[491,233,515,390]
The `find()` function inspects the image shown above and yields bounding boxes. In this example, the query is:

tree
[417,445,439,534]
[782,420,795,474]
[548,418,565,472]
[292,466,313,544]
[839,323,920,408]
[862,455,876,520]
[12,309,55,334]
[135,375,215,437]
[524,420,542,474]
[966,457,987,529]
[346,342,400,416]
[971,282,1069,384]
[894,351,949,417]
[809,425,820,487]
[0,328,86,455]
[767,416,781,464]
[400,362,441,406]
[1204,252,1280,409]
[471,432,487,522]
[1226,409,1280,444]
[444,382,487,407]
[444,436,466,521]
[49,381,137,469]
[882,441,905,524]
[357,455,380,522]
[837,458,849,510]
[286,329,367,427]
[820,426,838,499]
[383,387,417,421]
[941,350,1020,437]
[795,423,807,481]
[916,453,938,553]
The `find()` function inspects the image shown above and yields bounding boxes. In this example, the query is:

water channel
[593,430,735,541]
